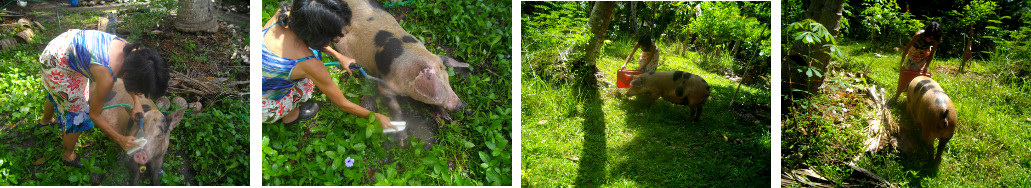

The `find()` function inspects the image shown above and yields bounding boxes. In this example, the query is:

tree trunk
[574,2,615,88]
[630,2,637,35]
[175,0,219,33]
[582,2,615,66]
[784,0,845,98]
[961,26,973,72]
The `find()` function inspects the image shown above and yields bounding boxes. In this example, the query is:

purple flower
[344,157,355,168]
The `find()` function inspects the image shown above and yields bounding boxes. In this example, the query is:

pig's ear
[438,55,470,68]
[165,108,187,132]
[438,55,472,79]
[414,67,444,102]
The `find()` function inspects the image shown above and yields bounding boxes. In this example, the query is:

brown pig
[100,80,186,185]
[905,76,958,163]
[333,0,468,119]
[626,71,711,122]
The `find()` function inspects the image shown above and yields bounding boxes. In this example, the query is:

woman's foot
[62,153,83,168]
[37,118,55,127]
[284,102,319,125]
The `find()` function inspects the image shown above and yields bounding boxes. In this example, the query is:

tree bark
[583,2,615,66]
[784,0,845,98]
[573,2,615,88]
[175,0,219,33]
[961,26,973,72]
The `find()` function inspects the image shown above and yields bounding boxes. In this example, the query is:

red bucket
[616,68,643,88]
[897,70,932,91]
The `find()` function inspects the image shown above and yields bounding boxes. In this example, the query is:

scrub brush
[383,121,407,133]
[126,114,148,155]
[126,138,148,155]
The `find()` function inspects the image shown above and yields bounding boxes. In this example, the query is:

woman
[890,22,942,102]
[621,34,660,73]
[38,29,169,167]
[261,0,393,129]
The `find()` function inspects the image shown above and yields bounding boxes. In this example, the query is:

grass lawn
[522,39,771,187]
[783,38,1031,187]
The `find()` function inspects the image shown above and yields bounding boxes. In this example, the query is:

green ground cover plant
[0,4,249,186]
[522,2,771,187]
[260,0,512,186]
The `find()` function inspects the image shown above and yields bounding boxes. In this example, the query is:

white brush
[125,138,148,155]
[382,121,407,133]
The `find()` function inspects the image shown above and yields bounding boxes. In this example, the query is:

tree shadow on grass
[572,71,608,187]
[609,84,770,187]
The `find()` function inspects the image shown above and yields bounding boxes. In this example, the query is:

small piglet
[333,0,469,118]
[101,80,186,185]
[905,76,958,163]
[626,71,710,121]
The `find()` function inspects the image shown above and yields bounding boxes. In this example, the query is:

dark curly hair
[278,0,351,49]
[638,34,655,52]
[119,43,169,99]
[923,22,943,42]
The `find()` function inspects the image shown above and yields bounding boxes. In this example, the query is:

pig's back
[339,0,428,77]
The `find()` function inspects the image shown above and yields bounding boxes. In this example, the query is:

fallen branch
[170,71,248,97]
[846,162,897,188]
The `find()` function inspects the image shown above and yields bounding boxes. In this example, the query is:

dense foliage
[260,0,512,185]
[523,1,771,85]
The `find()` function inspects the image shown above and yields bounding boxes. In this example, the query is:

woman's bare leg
[62,132,80,161]
[281,107,300,123]
[40,100,54,125]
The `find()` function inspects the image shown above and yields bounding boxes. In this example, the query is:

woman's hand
[375,113,397,131]
[118,135,141,151]
[321,46,356,75]
[131,94,144,121]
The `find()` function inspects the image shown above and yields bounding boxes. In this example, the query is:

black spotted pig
[333,0,468,118]
[626,71,711,122]
[905,76,958,163]
[100,80,186,185]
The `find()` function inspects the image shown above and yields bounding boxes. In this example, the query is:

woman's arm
[622,44,641,69]
[295,60,395,129]
[131,94,143,121]
[88,65,138,151]
[899,33,920,69]
[927,40,941,72]
[321,46,355,75]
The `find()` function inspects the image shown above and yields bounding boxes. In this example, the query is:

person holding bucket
[616,33,660,89]
[621,34,660,73]
[890,22,942,103]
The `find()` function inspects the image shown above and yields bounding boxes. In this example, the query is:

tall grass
[784,38,1031,187]
[522,37,771,187]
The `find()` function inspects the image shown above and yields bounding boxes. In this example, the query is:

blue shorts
[46,94,93,133]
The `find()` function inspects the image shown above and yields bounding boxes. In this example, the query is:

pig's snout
[452,100,465,111]
[133,151,149,164]
[445,95,465,111]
